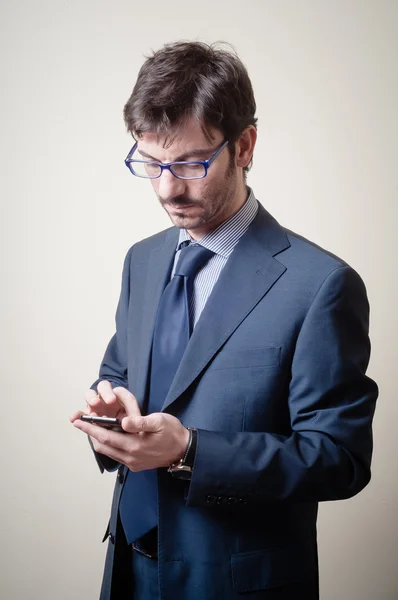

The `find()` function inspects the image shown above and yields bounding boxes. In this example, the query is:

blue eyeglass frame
[124,138,229,180]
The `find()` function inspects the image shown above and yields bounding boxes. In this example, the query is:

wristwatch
[168,428,197,480]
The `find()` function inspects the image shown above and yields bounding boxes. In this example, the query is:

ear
[235,126,257,169]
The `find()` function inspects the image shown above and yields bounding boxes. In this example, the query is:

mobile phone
[80,415,125,433]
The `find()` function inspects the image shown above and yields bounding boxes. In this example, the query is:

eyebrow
[138,146,217,162]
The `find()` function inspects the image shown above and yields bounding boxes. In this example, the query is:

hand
[70,380,134,423]
[72,389,189,471]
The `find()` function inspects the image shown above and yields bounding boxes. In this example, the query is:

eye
[145,163,160,174]
[185,164,203,170]
[172,162,206,179]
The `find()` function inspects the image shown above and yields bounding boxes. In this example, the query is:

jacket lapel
[161,205,290,412]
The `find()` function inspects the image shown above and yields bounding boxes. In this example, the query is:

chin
[172,218,199,231]
[169,212,205,230]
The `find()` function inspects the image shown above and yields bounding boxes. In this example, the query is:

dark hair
[123,41,257,173]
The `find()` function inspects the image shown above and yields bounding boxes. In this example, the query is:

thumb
[122,413,163,434]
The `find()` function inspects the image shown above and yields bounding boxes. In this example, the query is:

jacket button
[228,497,238,505]
[216,496,226,505]
[206,494,216,505]
[238,497,248,506]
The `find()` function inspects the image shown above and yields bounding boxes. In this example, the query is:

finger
[73,419,136,466]
[85,389,101,410]
[113,387,141,418]
[122,413,162,434]
[90,440,129,466]
[73,419,129,448]
[88,434,131,465]
[70,410,85,423]
[97,380,118,405]
[86,382,119,415]
[87,429,146,472]
[69,409,99,423]
[84,390,98,403]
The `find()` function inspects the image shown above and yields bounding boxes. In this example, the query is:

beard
[157,162,237,234]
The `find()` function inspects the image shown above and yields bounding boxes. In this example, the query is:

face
[136,119,246,240]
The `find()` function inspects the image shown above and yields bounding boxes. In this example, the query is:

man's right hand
[70,380,141,424]
[70,382,143,461]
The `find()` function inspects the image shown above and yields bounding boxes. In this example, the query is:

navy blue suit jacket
[92,204,377,600]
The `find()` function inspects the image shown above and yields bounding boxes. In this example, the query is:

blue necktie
[119,243,214,544]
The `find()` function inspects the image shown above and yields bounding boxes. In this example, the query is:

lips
[168,203,197,210]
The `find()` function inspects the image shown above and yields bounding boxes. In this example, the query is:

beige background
[1,1,397,598]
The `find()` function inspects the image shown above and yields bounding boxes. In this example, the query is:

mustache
[158,195,200,208]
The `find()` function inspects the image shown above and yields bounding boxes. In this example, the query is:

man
[71,41,378,600]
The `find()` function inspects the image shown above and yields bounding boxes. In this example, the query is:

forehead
[137,119,222,160]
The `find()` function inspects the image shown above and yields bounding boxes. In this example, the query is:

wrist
[181,427,191,460]
[168,428,197,479]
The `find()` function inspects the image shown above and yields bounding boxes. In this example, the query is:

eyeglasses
[124,139,229,180]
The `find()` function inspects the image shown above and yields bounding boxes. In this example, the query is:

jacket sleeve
[186,265,378,507]
[88,246,134,473]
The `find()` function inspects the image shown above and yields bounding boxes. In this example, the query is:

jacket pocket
[231,541,316,592]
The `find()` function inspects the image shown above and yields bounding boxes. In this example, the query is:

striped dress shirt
[172,188,258,329]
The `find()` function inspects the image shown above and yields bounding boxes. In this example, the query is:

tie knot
[174,244,214,279]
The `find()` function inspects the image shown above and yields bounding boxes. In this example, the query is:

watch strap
[183,428,197,469]
[168,428,197,479]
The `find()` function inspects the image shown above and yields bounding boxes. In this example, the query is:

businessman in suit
[71,41,377,600]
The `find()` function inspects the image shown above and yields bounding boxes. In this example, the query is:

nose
[157,168,187,203]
